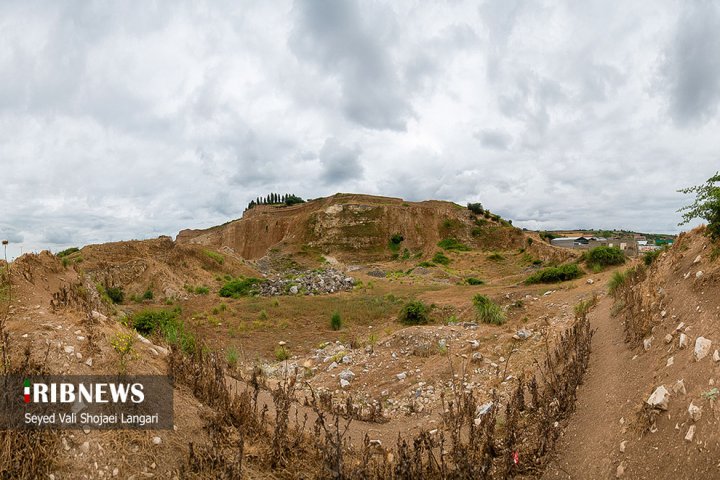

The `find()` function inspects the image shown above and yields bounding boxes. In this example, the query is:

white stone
[646,385,670,410]
[696,271,704,279]
[679,333,688,349]
[587,279,594,284]
[340,378,350,389]
[685,425,695,442]
[694,255,702,264]
[152,436,162,445]
[672,379,686,395]
[643,337,653,351]
[63,345,75,354]
[619,440,627,453]
[85,358,93,367]
[666,357,674,367]
[688,402,702,422]
[91,310,107,322]
[396,372,407,381]
[664,334,673,344]
[661,310,667,318]
[112,468,119,477]
[694,336,712,361]
[714,350,720,362]
[289,285,299,295]
[339,369,355,381]
[79,441,90,453]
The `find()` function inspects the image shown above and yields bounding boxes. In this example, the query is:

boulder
[339,369,355,381]
[646,385,670,410]
[694,337,712,361]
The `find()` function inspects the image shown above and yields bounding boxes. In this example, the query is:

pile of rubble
[257,268,354,296]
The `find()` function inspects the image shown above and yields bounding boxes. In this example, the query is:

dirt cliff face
[176,193,537,261]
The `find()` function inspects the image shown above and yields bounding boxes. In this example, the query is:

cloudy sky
[1,0,719,258]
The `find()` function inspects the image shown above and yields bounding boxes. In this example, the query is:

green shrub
[105,286,124,304]
[679,172,720,239]
[643,249,662,266]
[275,345,290,361]
[418,261,435,268]
[398,300,430,325]
[219,277,261,298]
[401,248,411,260]
[472,294,505,325]
[258,309,268,320]
[585,246,625,268]
[330,311,342,330]
[195,285,210,295]
[466,277,484,285]
[487,252,505,261]
[390,233,404,244]
[56,247,80,258]
[432,252,451,265]
[203,249,224,264]
[226,347,239,368]
[142,289,154,300]
[131,309,177,335]
[525,264,582,284]
[437,238,470,251]
[467,202,484,215]
[608,270,629,297]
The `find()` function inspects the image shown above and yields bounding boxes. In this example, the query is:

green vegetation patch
[398,300,430,325]
[584,246,625,268]
[437,237,471,251]
[203,249,225,265]
[432,252,451,265]
[466,277,485,285]
[525,264,582,284]
[56,247,80,258]
[129,307,195,354]
[472,294,505,325]
[219,277,262,298]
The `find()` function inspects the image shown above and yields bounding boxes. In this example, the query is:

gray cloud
[290,0,414,130]
[0,0,717,260]
[318,138,363,184]
[661,2,720,127]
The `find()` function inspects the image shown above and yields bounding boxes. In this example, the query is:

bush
[219,277,261,298]
[418,261,435,268]
[275,345,290,361]
[142,289,153,300]
[432,252,451,265]
[467,202,484,215]
[472,294,505,325]
[679,172,720,239]
[437,238,470,251]
[585,246,625,268]
[608,270,629,297]
[105,286,124,304]
[56,247,80,258]
[330,311,342,330]
[195,286,210,295]
[390,233,404,245]
[643,249,662,266]
[398,300,430,325]
[204,250,224,265]
[525,264,583,284]
[487,252,504,261]
[226,347,239,368]
[466,277,484,285]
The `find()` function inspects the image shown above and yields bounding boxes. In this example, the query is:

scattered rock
[647,385,670,410]
[514,329,532,340]
[694,255,702,264]
[616,461,626,478]
[471,352,483,363]
[672,379,686,395]
[666,357,674,367]
[338,370,355,381]
[152,436,162,445]
[643,337,653,351]
[619,440,627,453]
[340,379,350,389]
[664,334,673,344]
[685,425,695,442]
[661,310,667,318]
[396,372,407,381]
[696,271,704,279]
[91,310,107,322]
[79,441,90,453]
[586,279,594,284]
[714,350,720,362]
[688,401,702,422]
[63,345,75,354]
[694,337,712,361]
[679,333,688,349]
[289,285,299,295]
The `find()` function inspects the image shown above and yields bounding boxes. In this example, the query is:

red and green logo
[24,379,31,403]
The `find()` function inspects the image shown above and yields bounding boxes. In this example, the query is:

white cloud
[0,0,718,259]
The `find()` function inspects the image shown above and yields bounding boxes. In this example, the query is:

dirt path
[542,295,647,479]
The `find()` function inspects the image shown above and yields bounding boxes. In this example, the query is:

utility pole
[2,240,9,304]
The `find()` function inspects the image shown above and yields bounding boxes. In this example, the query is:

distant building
[550,236,607,249]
